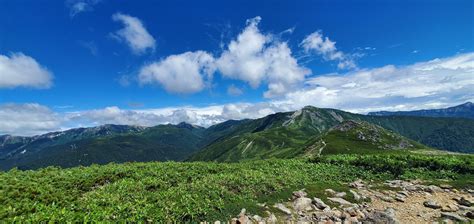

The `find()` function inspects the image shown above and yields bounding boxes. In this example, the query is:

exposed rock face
[424,200,442,209]
[466,211,474,219]
[292,189,308,199]
[349,179,365,189]
[441,204,459,212]
[313,197,329,210]
[324,189,336,195]
[364,208,399,224]
[273,203,291,215]
[332,120,360,131]
[293,197,313,212]
[327,197,353,206]
[441,212,468,222]
[455,196,474,206]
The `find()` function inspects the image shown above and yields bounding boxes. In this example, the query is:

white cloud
[67,0,101,17]
[0,53,53,89]
[216,17,269,87]
[0,102,287,136]
[216,17,310,97]
[112,13,156,54]
[138,51,215,94]
[66,106,165,127]
[300,31,356,69]
[66,103,286,129]
[138,17,309,97]
[227,84,243,96]
[0,103,62,136]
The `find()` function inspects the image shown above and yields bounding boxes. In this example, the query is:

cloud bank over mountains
[2,52,473,136]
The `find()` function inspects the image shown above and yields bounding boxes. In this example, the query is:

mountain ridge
[368,102,474,119]
[1,105,474,170]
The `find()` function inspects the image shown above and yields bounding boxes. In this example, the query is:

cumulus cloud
[67,0,101,17]
[0,103,62,136]
[216,17,310,97]
[112,13,156,54]
[138,51,215,94]
[216,17,269,87]
[0,53,53,89]
[300,31,356,69]
[137,17,309,97]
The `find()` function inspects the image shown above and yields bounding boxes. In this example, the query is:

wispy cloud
[67,0,102,17]
[111,13,156,55]
[78,40,98,56]
[227,84,243,96]
[300,31,356,69]
[388,43,403,48]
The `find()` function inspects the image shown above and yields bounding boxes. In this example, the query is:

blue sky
[0,0,473,135]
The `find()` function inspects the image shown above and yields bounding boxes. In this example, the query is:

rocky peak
[331,120,361,131]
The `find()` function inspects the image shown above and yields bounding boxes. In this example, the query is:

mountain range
[1,104,474,170]
[368,102,474,120]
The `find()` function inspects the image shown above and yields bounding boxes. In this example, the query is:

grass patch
[1,153,473,222]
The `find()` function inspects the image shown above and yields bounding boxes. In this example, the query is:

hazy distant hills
[0,124,145,159]
[368,102,474,120]
[1,123,206,170]
[1,105,474,170]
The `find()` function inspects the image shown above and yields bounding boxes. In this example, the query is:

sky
[0,0,473,136]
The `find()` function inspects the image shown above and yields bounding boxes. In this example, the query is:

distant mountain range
[1,105,474,170]
[368,102,474,119]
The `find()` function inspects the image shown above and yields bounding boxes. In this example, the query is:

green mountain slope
[189,107,354,161]
[190,106,474,162]
[189,117,428,162]
[358,115,474,153]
